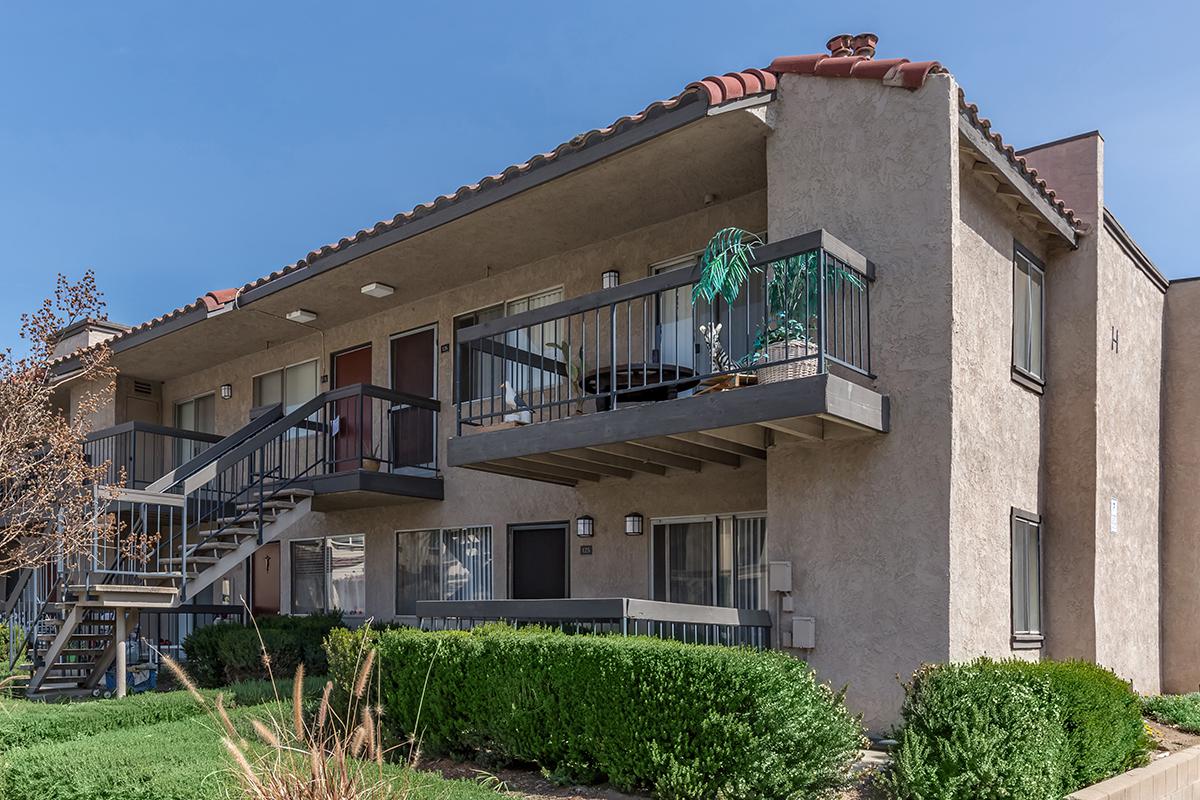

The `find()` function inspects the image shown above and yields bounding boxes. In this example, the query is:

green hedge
[182,612,343,687]
[885,658,1151,799]
[327,624,864,799]
[1144,693,1200,734]
[0,704,497,800]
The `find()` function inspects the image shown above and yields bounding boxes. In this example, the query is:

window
[254,360,319,413]
[1012,245,1045,383]
[396,526,493,615]
[174,394,215,462]
[290,534,365,616]
[650,515,766,609]
[454,288,564,404]
[1011,510,1042,645]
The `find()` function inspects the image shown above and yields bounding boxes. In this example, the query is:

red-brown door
[390,327,436,468]
[332,346,372,471]
[252,541,281,615]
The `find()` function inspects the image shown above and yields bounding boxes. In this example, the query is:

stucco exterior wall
[1162,279,1200,693]
[1092,228,1163,693]
[763,72,957,729]
[948,169,1048,662]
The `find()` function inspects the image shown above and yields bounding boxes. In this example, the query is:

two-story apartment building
[22,33,1198,729]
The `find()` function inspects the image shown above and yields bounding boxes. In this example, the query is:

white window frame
[1012,243,1046,386]
[252,357,320,413]
[647,511,768,610]
[1010,508,1043,648]
[394,525,494,616]
[289,534,366,617]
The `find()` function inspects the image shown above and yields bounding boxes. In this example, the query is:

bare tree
[0,271,119,574]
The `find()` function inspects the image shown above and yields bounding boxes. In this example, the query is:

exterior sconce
[624,512,644,536]
[220,384,233,400]
[602,269,620,290]
[576,515,595,538]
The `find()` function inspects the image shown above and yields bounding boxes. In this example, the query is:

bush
[327,624,864,799]
[1004,660,1150,788]
[1144,693,1200,734]
[183,612,343,687]
[885,658,1151,799]
[884,660,1071,800]
[0,704,497,800]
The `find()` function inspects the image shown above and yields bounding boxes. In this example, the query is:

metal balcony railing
[84,422,223,489]
[453,229,873,434]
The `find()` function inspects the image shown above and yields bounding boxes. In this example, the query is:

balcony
[447,229,889,484]
[85,422,223,489]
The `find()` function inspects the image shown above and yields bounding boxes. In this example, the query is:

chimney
[51,318,129,361]
[826,34,853,57]
[850,33,878,59]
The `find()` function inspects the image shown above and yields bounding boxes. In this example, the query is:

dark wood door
[510,525,568,599]
[332,346,372,470]
[390,328,436,467]
[252,542,281,615]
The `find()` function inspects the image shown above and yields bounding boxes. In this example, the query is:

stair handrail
[144,405,285,494]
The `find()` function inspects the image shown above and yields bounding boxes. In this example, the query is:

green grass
[0,704,500,800]
[1144,693,1200,734]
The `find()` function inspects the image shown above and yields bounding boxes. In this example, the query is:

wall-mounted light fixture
[361,282,395,298]
[286,309,318,324]
[624,512,644,536]
[220,383,233,400]
[575,515,595,538]
[602,269,620,290]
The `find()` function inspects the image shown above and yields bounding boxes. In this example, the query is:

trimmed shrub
[0,704,497,800]
[1004,660,1150,788]
[183,612,343,687]
[327,624,864,799]
[1144,693,1200,734]
[884,659,1072,800]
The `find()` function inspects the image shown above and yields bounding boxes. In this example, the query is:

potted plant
[547,340,587,415]
[752,250,865,384]
[362,442,382,472]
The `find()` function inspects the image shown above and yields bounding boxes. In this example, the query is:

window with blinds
[396,526,493,615]
[290,534,366,616]
[254,360,319,413]
[1011,511,1042,639]
[651,514,766,610]
[453,288,563,405]
[1012,246,1045,383]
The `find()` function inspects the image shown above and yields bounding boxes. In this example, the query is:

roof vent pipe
[850,33,878,59]
[826,34,853,57]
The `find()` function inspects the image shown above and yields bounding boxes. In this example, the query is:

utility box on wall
[768,561,793,594]
[792,616,816,649]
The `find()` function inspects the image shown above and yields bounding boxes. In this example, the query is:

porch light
[576,515,595,538]
[220,383,233,400]
[360,282,394,298]
[602,269,620,290]
[624,512,643,536]
[286,309,318,324]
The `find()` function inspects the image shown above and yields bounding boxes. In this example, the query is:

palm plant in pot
[753,249,865,383]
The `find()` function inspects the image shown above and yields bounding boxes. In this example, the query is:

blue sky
[1,2,1195,349]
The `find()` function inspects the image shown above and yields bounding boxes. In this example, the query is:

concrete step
[161,556,220,566]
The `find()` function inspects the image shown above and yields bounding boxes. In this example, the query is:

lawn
[0,690,500,800]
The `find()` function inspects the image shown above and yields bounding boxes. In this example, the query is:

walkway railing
[85,422,223,489]
[415,597,772,648]
[453,228,873,434]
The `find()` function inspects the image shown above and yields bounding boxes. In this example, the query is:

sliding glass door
[651,515,766,609]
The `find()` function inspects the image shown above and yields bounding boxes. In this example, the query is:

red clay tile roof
[56,34,1082,367]
[958,90,1083,230]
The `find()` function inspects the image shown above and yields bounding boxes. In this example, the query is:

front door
[510,524,568,599]
[252,541,281,615]
[332,345,372,471]
[390,327,436,468]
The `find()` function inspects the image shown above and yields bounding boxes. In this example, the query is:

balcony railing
[453,229,873,434]
[85,422,223,489]
[416,598,772,648]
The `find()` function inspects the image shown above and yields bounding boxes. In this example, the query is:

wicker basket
[756,339,818,384]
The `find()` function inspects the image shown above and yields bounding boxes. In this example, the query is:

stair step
[215,514,276,526]
[235,498,299,512]
[162,556,220,566]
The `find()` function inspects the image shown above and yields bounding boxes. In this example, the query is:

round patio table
[583,362,700,411]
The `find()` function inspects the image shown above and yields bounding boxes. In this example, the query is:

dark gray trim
[51,305,208,377]
[959,112,1078,246]
[748,230,875,280]
[1010,367,1045,395]
[1011,241,1046,386]
[1103,208,1169,294]
[237,98,710,307]
[415,597,772,628]
[85,420,224,444]
[447,374,888,467]
[1170,275,1200,285]
[1014,130,1102,156]
[307,469,443,501]
[1011,633,1044,651]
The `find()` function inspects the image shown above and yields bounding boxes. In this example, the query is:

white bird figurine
[500,381,532,424]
